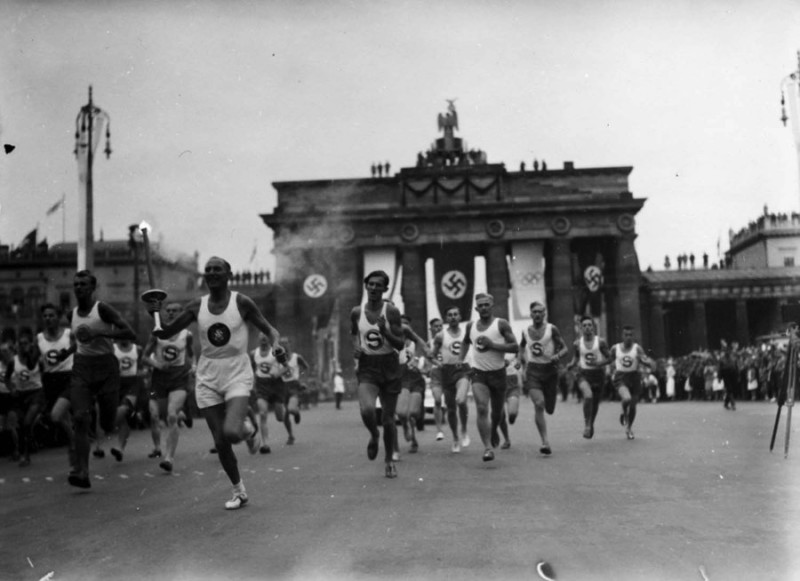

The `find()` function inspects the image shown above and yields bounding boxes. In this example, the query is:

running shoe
[500,441,511,450]
[367,437,379,460]
[540,445,552,456]
[159,460,173,473]
[286,435,295,445]
[243,419,260,454]
[259,445,271,454]
[583,426,593,439]
[93,449,105,459]
[435,431,445,441]
[110,448,123,462]
[19,456,31,467]
[68,473,91,489]
[451,441,461,453]
[461,434,471,448]
[148,449,162,459]
[409,441,419,453]
[225,492,249,510]
[482,449,495,462]
[392,451,400,462]
[385,462,398,479]
[626,430,635,440]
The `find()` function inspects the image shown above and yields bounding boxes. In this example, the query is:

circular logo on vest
[75,324,91,343]
[584,265,604,293]
[441,270,468,299]
[120,357,134,371]
[207,323,232,347]
[303,274,328,298]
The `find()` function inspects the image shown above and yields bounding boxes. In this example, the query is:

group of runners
[351,269,655,479]
[0,257,655,509]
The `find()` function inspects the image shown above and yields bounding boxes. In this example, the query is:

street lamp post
[780,51,800,209]
[74,86,111,271]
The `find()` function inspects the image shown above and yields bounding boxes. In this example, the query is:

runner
[458,294,519,462]
[350,270,406,478]
[5,328,44,467]
[0,341,18,462]
[396,315,429,454]
[275,337,309,445]
[37,303,76,472]
[609,325,654,440]
[566,315,611,440]
[109,337,142,462]
[145,256,281,509]
[142,302,194,472]
[61,269,137,489]
[250,332,285,453]
[430,306,471,453]
[518,302,568,455]
[425,317,445,441]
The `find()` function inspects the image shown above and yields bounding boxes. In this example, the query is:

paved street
[2,398,799,581]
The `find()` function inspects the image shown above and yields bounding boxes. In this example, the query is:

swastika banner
[431,246,474,322]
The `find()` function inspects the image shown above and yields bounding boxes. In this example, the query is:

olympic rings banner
[431,246,475,323]
[509,241,547,321]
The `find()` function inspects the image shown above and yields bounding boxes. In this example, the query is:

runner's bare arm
[237,294,280,347]
[150,298,200,340]
[96,302,137,341]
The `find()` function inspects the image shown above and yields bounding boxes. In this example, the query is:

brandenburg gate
[262,103,646,375]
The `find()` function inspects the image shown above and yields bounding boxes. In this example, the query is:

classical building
[0,237,199,342]
[642,210,800,356]
[263,104,647,376]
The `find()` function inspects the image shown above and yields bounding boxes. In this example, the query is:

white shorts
[195,353,254,409]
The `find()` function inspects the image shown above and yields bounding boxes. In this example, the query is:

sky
[2,0,800,275]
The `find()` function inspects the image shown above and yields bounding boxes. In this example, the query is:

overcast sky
[2,0,800,275]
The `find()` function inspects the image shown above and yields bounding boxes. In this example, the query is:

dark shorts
[441,364,469,395]
[469,367,507,395]
[577,368,606,392]
[0,393,11,415]
[150,367,190,400]
[283,380,303,400]
[254,376,286,405]
[613,371,642,399]
[524,363,559,415]
[505,374,521,398]
[119,376,140,403]
[429,366,442,390]
[42,372,72,410]
[401,366,426,394]
[71,353,120,434]
[356,352,401,395]
[14,388,46,416]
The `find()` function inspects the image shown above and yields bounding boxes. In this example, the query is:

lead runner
[146,256,281,509]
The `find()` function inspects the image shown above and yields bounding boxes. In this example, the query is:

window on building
[785,256,795,267]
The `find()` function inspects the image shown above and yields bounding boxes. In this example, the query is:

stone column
[692,300,709,351]
[649,301,666,358]
[334,248,361,376]
[485,243,510,321]
[401,246,427,333]
[613,235,642,341]
[735,299,749,346]
[549,238,575,347]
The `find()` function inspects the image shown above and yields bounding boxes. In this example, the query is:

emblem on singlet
[258,362,271,375]
[207,323,231,347]
[46,350,60,366]
[474,336,490,352]
[119,357,134,371]
[163,345,179,362]
[529,342,544,357]
[75,324,91,343]
[365,330,383,350]
[449,341,461,356]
